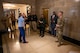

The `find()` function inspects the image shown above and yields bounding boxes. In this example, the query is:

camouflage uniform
[56,17,64,45]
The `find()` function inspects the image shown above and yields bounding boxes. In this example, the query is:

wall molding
[63,36,80,46]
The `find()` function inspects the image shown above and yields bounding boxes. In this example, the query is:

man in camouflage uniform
[56,11,64,46]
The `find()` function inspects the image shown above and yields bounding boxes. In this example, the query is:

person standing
[22,13,28,30]
[39,14,46,37]
[50,11,58,36]
[28,13,33,29]
[11,13,16,30]
[32,14,38,31]
[18,13,28,43]
[56,11,64,46]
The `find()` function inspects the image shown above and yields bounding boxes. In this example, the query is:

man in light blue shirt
[18,13,27,43]
[18,15,25,27]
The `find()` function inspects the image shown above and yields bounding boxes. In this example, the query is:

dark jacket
[33,15,38,22]
[28,15,33,21]
[51,15,58,24]
[39,17,46,28]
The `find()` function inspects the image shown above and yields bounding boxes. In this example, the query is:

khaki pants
[32,21,37,31]
[56,30,63,45]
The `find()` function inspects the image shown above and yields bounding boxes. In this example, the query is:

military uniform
[56,17,64,45]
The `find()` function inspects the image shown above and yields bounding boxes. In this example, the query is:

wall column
[0,0,5,31]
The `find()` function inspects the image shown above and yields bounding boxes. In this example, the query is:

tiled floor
[2,30,80,53]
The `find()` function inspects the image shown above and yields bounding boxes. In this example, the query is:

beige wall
[0,0,5,31]
[36,0,80,41]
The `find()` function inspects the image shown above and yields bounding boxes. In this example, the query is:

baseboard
[0,34,3,53]
[63,36,80,46]
[48,31,80,46]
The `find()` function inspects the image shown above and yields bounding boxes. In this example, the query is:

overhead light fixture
[3,3,15,7]
[75,0,80,2]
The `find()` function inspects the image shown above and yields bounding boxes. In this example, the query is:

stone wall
[36,0,80,41]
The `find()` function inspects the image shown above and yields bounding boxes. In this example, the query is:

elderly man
[56,11,64,46]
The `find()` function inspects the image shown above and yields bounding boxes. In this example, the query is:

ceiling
[3,3,27,7]
[3,3,30,9]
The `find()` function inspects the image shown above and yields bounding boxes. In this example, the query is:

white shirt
[18,16,25,27]
[52,15,55,19]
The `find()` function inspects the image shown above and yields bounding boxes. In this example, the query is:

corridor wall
[36,0,80,41]
[0,0,5,31]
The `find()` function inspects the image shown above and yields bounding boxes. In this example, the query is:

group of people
[27,14,38,31]
[18,11,64,47]
[18,13,46,43]
[50,11,64,46]
[6,13,16,31]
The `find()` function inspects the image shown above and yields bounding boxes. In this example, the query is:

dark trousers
[51,23,56,36]
[19,27,26,42]
[12,21,15,26]
[40,27,45,37]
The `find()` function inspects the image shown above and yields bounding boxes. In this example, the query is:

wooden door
[43,8,49,25]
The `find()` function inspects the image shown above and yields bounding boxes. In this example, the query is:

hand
[24,22,26,25]
[25,18,28,20]
[56,24,59,27]
[53,21,55,23]
[39,21,41,23]
[54,28,56,30]
[39,21,43,23]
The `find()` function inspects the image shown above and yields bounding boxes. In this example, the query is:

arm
[56,19,64,28]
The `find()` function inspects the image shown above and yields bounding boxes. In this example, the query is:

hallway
[2,30,80,53]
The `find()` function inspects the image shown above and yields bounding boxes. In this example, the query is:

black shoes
[40,35,44,37]
[41,36,44,37]
[23,41,28,43]
[58,44,62,47]
[19,40,28,43]
[19,40,22,43]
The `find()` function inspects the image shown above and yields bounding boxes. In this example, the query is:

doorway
[42,8,49,25]
[3,3,31,30]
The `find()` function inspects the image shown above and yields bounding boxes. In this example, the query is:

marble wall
[36,0,80,41]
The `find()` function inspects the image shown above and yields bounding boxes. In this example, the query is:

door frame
[42,8,49,26]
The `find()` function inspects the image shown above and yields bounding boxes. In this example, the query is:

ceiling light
[75,0,80,2]
[3,4,15,7]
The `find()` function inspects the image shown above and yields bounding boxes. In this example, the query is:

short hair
[59,11,63,14]
[19,13,22,17]
[53,11,56,14]
[53,11,55,13]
